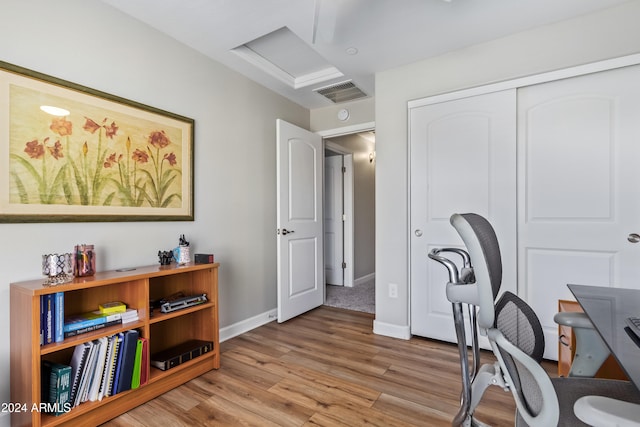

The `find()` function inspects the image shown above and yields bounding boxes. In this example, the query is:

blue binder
[114,330,139,394]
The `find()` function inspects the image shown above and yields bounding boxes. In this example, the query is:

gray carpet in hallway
[324,279,375,314]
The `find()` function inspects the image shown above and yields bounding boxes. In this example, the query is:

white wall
[374,1,640,335]
[310,97,374,133]
[0,0,308,420]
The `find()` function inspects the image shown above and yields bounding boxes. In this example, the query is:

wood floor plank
[268,374,378,411]
[190,371,315,427]
[187,395,284,427]
[102,306,547,426]
[372,393,453,426]
[216,355,284,391]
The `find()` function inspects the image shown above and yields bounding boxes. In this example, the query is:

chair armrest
[574,395,640,427]
[555,311,609,377]
[554,312,594,329]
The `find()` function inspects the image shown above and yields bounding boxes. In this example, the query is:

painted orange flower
[163,152,177,166]
[104,152,117,168]
[47,140,64,160]
[132,148,149,163]
[24,139,45,159]
[104,121,118,139]
[149,130,170,149]
[50,117,72,137]
[83,117,101,134]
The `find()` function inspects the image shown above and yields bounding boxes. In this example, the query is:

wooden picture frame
[0,61,194,222]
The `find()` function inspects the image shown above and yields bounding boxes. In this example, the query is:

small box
[98,301,127,314]
[195,253,214,264]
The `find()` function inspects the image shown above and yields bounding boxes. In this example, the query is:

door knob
[415,229,423,237]
[281,228,295,235]
[628,233,640,243]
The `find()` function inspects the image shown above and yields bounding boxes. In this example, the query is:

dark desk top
[569,284,640,391]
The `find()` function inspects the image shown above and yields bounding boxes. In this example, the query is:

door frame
[318,121,375,289]
[324,143,353,287]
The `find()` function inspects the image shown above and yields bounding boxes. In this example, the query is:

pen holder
[73,244,96,277]
[173,245,190,265]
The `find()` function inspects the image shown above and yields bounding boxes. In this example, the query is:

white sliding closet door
[518,65,640,360]
[409,90,517,343]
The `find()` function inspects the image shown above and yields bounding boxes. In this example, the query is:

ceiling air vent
[314,81,367,103]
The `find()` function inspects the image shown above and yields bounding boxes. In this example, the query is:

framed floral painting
[0,61,194,222]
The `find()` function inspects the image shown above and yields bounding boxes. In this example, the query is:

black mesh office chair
[429,213,640,426]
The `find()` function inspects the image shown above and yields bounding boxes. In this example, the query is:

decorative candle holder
[42,253,73,286]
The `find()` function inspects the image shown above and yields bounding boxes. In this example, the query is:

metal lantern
[42,253,73,285]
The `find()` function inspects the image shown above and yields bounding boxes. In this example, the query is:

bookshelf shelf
[10,262,220,427]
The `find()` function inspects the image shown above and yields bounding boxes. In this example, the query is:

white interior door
[324,154,344,285]
[276,119,324,323]
[409,89,517,343]
[518,65,640,360]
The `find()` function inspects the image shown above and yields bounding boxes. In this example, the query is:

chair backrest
[450,213,558,426]
[449,213,503,329]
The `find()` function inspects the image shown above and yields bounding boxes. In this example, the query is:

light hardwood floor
[101,306,556,426]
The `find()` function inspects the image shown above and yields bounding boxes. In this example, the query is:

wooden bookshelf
[10,263,220,427]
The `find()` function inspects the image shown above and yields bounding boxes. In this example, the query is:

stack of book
[121,308,139,324]
[63,303,139,339]
[67,330,149,409]
[41,298,142,343]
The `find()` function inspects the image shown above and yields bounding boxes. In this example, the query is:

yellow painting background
[9,84,185,209]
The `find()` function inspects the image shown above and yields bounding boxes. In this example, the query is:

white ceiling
[100,0,629,109]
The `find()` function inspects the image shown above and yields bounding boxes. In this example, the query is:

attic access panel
[232,27,343,89]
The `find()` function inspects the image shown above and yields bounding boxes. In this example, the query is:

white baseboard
[219,308,277,342]
[354,272,375,286]
[373,319,411,340]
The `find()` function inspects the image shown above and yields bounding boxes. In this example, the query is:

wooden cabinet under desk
[557,299,626,380]
[10,262,220,427]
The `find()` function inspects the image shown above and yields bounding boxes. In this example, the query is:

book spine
[98,336,115,401]
[139,337,149,386]
[63,319,121,338]
[64,312,123,333]
[115,330,139,394]
[99,312,123,323]
[63,317,107,333]
[40,296,45,346]
[106,334,122,397]
[131,338,144,389]
[56,365,72,416]
[45,294,54,345]
[54,292,64,343]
